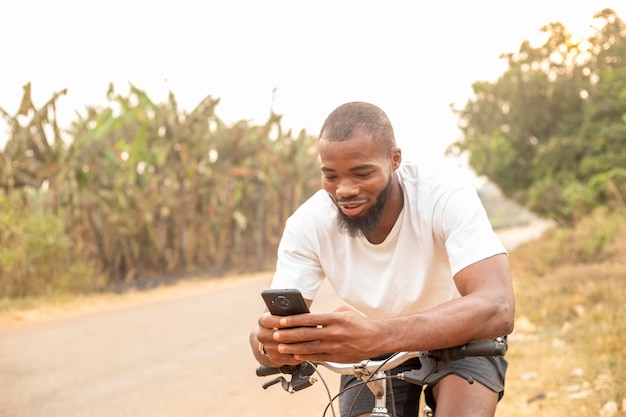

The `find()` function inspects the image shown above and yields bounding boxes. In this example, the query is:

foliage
[0,83,321,295]
[449,9,626,225]
[513,206,624,275]
[0,190,105,297]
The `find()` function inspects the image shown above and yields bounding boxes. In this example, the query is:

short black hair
[319,102,396,154]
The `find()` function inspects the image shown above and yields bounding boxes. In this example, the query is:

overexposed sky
[1,1,624,175]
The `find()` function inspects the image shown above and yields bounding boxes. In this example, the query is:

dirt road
[0,221,552,417]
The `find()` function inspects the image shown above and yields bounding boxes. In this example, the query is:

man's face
[318,132,396,237]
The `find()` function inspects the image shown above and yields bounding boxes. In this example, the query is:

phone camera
[274,295,291,309]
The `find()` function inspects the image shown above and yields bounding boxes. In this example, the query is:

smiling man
[250,102,515,417]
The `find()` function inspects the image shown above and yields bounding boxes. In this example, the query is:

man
[250,102,515,417]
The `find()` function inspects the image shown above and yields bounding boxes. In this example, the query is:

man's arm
[267,253,514,363]
[383,253,515,351]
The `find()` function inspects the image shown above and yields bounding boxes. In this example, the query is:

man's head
[319,101,397,154]
[318,102,402,238]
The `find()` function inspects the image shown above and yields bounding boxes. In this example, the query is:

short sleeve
[270,214,326,300]
[438,185,507,276]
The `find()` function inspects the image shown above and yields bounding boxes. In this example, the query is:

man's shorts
[338,355,508,417]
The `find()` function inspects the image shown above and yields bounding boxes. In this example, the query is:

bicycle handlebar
[429,338,508,364]
[256,337,507,392]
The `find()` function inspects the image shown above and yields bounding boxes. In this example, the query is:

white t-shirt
[270,162,506,319]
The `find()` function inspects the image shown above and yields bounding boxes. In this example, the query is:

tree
[449,8,626,225]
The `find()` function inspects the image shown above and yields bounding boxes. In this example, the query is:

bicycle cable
[303,361,338,417]
[339,354,400,417]
[320,375,400,417]
[346,359,398,417]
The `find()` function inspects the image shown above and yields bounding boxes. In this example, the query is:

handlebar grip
[256,365,295,377]
[429,338,507,364]
[256,363,317,378]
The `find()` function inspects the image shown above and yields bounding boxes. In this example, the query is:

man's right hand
[252,313,303,366]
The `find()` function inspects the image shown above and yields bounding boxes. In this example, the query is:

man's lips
[338,200,367,216]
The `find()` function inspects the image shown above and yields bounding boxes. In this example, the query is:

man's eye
[356,172,373,178]
[324,175,338,181]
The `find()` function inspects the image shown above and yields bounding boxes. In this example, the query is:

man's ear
[391,147,402,170]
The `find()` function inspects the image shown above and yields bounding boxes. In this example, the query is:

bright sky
[1,0,625,177]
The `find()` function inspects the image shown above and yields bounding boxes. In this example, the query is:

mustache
[336,196,364,204]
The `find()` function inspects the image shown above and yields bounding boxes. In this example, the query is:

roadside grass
[499,209,626,416]
[0,290,137,325]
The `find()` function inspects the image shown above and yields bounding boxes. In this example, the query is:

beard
[335,174,394,238]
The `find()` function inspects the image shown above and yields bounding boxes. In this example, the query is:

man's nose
[336,179,359,198]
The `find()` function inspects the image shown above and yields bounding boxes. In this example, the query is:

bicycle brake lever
[261,362,317,393]
[261,375,315,394]
[396,355,438,385]
[261,377,285,390]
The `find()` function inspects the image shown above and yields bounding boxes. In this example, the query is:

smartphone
[261,288,310,316]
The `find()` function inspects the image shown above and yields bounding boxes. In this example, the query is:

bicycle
[256,337,508,417]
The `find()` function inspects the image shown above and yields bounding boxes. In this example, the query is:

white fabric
[270,162,506,319]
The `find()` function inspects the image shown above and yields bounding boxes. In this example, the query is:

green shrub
[514,207,625,274]
[0,192,105,297]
